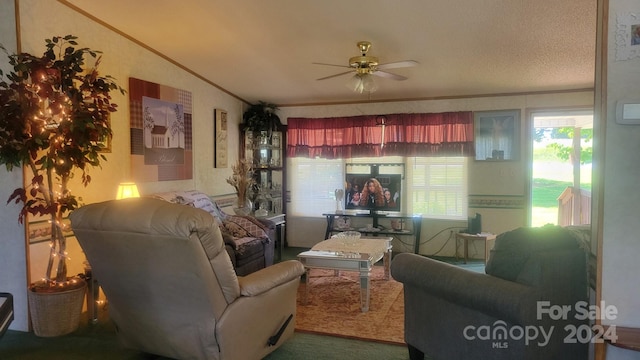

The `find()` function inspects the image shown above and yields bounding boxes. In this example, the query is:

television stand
[322,211,423,254]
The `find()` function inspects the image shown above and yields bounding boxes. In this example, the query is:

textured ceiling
[64,0,597,106]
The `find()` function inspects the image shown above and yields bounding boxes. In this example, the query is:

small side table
[84,263,102,324]
[454,232,497,264]
[264,213,286,261]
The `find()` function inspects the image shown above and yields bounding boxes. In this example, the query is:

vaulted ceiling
[63,0,597,106]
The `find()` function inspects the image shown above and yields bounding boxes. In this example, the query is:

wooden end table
[454,232,497,264]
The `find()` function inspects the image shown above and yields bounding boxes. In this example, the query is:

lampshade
[346,73,378,94]
[116,182,140,199]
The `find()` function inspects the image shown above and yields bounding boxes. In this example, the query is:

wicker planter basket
[28,279,87,337]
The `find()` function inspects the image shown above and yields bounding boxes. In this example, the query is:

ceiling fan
[313,41,418,92]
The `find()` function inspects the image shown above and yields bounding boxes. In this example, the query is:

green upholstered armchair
[391,225,590,360]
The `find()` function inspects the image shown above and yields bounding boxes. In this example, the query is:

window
[407,157,467,219]
[288,157,344,217]
[288,156,467,219]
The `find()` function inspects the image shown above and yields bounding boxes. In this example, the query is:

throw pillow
[222,219,251,238]
[222,216,268,239]
[149,190,222,224]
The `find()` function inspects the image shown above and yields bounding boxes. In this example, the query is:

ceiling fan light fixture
[316,41,415,93]
[361,73,378,92]
[346,74,363,93]
[346,73,378,94]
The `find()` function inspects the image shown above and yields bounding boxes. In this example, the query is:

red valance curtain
[287,111,474,159]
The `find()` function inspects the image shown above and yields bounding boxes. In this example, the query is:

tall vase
[233,197,253,216]
[335,188,344,213]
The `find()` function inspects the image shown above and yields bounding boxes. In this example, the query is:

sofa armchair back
[70,197,304,360]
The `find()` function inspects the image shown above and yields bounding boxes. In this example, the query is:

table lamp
[116,182,140,199]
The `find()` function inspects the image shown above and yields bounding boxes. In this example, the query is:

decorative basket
[28,279,87,337]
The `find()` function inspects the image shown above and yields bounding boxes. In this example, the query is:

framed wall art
[214,108,228,168]
[615,12,640,61]
[129,77,193,181]
[96,117,112,153]
[28,218,73,244]
[474,109,520,161]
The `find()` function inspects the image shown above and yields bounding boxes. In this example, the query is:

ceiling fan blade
[373,70,407,81]
[317,70,354,81]
[377,60,419,70]
[312,62,352,69]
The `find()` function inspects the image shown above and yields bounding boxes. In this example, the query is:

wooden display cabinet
[241,128,286,218]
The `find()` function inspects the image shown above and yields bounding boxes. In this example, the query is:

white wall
[18,0,246,201]
[0,0,29,332]
[279,91,594,254]
[0,168,28,332]
[1,0,246,331]
[601,0,640,358]
[0,170,27,332]
[18,0,246,277]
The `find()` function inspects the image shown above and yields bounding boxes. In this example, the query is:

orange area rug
[294,266,405,345]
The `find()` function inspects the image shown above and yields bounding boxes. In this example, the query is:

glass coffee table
[297,236,392,312]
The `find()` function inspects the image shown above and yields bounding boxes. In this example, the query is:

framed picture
[214,108,228,168]
[474,110,520,161]
[615,12,640,61]
[96,117,112,153]
[129,77,193,182]
[28,218,73,244]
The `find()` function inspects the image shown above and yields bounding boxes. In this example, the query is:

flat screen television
[344,173,402,212]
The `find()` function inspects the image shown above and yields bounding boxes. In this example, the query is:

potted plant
[0,35,124,336]
[242,101,281,135]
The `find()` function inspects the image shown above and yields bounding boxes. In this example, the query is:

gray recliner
[391,225,590,360]
[70,197,304,360]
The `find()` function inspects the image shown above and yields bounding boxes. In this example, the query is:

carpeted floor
[263,332,410,360]
[0,323,410,360]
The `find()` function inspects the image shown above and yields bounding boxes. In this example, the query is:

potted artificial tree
[0,35,124,336]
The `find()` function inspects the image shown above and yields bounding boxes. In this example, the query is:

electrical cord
[419,226,466,245]
[430,230,455,256]
[391,226,466,255]
[419,226,467,257]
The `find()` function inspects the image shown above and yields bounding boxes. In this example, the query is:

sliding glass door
[528,109,593,227]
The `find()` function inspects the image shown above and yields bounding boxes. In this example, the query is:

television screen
[345,173,402,212]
